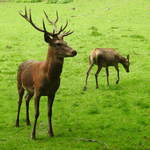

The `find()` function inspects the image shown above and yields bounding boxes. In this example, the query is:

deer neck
[45,46,64,79]
[119,55,126,66]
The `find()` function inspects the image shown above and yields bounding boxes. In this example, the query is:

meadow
[0,0,150,149]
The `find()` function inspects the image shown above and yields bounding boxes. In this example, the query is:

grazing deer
[15,8,77,139]
[83,48,130,90]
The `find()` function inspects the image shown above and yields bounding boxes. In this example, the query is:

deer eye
[56,43,62,46]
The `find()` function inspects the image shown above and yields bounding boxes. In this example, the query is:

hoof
[31,134,36,140]
[49,134,54,137]
[15,124,19,127]
[15,121,19,127]
[26,121,31,126]
[116,81,119,84]
[48,131,54,137]
[83,87,87,91]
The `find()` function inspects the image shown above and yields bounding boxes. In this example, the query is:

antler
[56,20,74,37]
[19,7,54,36]
[44,11,73,37]
[44,11,58,34]
[19,7,73,37]
[61,30,74,37]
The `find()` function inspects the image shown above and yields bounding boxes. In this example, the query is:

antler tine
[62,20,68,31]
[55,11,59,24]
[25,6,27,16]
[29,8,33,23]
[43,10,53,24]
[57,20,68,35]
[19,6,27,18]
[44,10,59,34]
[29,8,32,20]
[62,30,74,37]
[57,25,63,34]
[44,10,59,24]
[53,11,59,33]
[19,7,54,36]
[42,19,47,32]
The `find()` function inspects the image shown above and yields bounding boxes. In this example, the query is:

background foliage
[0,0,150,150]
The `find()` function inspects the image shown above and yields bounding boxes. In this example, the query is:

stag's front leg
[31,94,41,140]
[115,65,120,84]
[47,94,55,137]
[95,66,102,89]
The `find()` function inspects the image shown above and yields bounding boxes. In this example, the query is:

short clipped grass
[0,0,150,150]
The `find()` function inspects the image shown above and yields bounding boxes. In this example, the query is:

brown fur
[83,48,130,90]
[16,8,77,139]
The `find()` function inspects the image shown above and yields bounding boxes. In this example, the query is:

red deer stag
[15,8,77,139]
[83,48,130,90]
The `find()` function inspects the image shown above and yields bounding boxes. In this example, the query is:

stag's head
[122,55,130,73]
[19,8,77,58]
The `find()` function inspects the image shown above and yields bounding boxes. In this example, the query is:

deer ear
[44,33,52,43]
[127,54,130,61]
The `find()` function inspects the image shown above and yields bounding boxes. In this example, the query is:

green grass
[0,0,150,150]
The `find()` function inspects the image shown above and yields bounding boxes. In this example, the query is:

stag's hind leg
[31,92,41,140]
[83,63,94,91]
[16,87,25,127]
[25,93,33,126]
[95,66,102,89]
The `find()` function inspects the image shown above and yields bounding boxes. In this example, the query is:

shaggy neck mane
[44,46,64,79]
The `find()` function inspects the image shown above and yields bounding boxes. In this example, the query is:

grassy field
[0,0,150,149]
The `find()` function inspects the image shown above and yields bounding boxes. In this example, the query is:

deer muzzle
[126,68,130,73]
[71,50,77,57]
